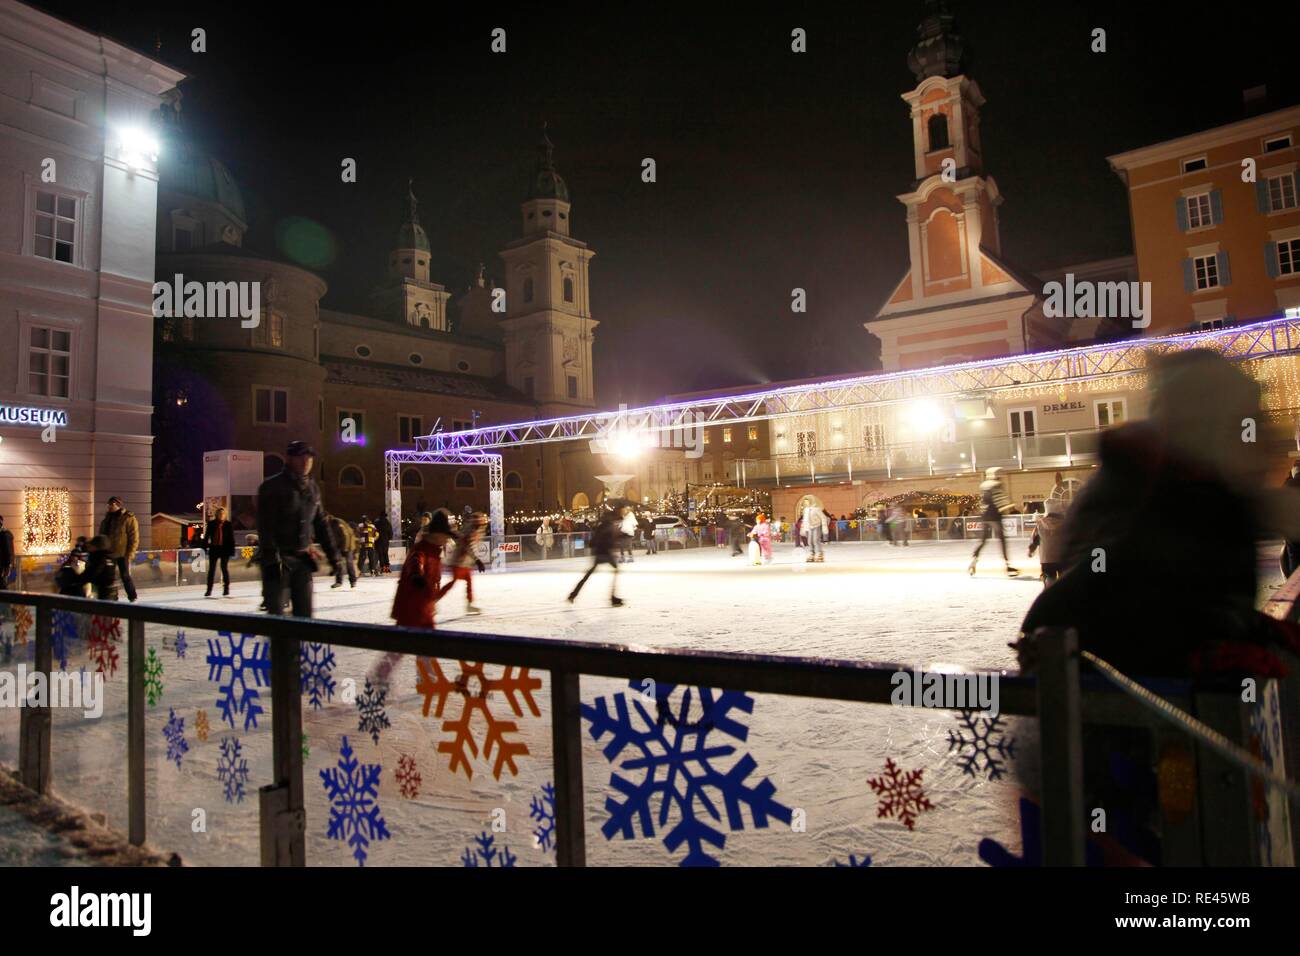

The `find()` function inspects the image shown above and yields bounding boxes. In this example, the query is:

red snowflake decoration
[867,758,935,831]
[87,615,122,678]
[395,753,422,799]
[415,658,542,781]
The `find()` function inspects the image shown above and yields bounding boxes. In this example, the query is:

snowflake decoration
[415,658,541,780]
[175,630,188,659]
[302,733,309,760]
[867,758,935,831]
[87,616,121,678]
[833,853,873,867]
[13,605,32,646]
[395,754,421,799]
[51,610,79,670]
[530,782,557,852]
[582,682,792,867]
[947,710,1016,780]
[206,631,270,730]
[216,736,250,804]
[355,679,391,745]
[162,709,189,769]
[144,646,164,706]
[461,831,517,868]
[195,709,210,742]
[300,642,336,710]
[320,735,390,867]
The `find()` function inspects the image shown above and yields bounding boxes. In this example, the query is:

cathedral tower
[372,180,450,330]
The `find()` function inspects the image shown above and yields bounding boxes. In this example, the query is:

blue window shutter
[1217,250,1232,286]
[1175,197,1189,231]
[1266,241,1279,278]
[1256,179,1270,213]
[1182,258,1195,292]
[1209,190,1223,224]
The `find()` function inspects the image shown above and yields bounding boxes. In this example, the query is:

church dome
[527,126,569,202]
[907,0,965,82]
[396,180,431,252]
[158,138,247,224]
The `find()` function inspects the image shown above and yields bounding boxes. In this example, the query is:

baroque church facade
[152,97,605,528]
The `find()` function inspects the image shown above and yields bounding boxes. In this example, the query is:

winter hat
[426,510,453,535]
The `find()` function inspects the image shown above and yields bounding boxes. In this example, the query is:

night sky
[35,0,1300,404]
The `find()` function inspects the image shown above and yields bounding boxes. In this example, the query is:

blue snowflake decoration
[206,631,270,730]
[162,708,189,769]
[461,831,517,868]
[581,682,793,867]
[300,642,337,710]
[216,736,250,804]
[320,735,390,867]
[979,798,1102,867]
[530,782,557,852]
[947,710,1017,780]
[51,610,79,670]
[355,678,390,745]
[833,853,873,867]
[175,630,188,659]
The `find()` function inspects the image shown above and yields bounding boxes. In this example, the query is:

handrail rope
[1080,650,1300,804]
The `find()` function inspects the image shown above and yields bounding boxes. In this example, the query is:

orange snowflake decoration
[195,710,210,742]
[13,606,32,646]
[414,658,541,781]
[87,616,122,678]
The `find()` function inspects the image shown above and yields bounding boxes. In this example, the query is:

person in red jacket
[372,510,455,689]
[449,512,488,615]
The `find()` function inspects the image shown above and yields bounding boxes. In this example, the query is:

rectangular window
[338,408,364,441]
[1265,135,1293,153]
[1279,238,1300,276]
[1199,318,1227,331]
[33,190,76,263]
[1008,408,1036,438]
[747,425,759,441]
[702,430,711,445]
[1181,157,1207,173]
[1186,192,1212,229]
[722,427,733,443]
[398,415,423,444]
[1095,399,1127,428]
[451,419,472,432]
[254,386,288,425]
[567,375,578,399]
[863,423,886,451]
[28,326,72,398]
[1268,173,1298,211]
[796,430,817,458]
[1193,253,1220,290]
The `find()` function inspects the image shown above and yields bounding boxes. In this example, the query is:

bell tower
[499,127,597,409]
[372,180,450,330]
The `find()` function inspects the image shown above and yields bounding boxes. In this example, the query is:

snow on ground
[0,539,1285,867]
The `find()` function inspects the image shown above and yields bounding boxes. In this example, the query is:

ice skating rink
[0,539,1284,868]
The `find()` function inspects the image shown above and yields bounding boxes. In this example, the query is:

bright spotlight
[118,126,160,171]
[906,400,946,434]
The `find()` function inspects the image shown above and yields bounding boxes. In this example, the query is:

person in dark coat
[375,512,393,573]
[1283,463,1300,576]
[256,441,340,617]
[76,535,119,601]
[97,496,140,601]
[567,507,624,606]
[203,506,236,597]
[0,514,13,590]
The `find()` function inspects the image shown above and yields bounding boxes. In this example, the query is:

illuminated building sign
[0,405,68,427]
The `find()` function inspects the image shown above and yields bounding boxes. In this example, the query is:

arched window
[505,471,523,490]
[563,277,574,302]
[928,113,950,152]
[454,469,475,489]
[340,465,365,487]
[523,277,534,303]
[401,468,423,488]
[263,454,284,478]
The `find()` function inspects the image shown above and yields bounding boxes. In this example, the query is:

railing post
[550,669,586,866]
[261,636,305,865]
[969,440,977,473]
[19,602,52,794]
[127,617,145,845]
[1037,627,1085,865]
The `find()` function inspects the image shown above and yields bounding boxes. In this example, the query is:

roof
[320,308,502,350]
[1107,103,1300,172]
[321,357,533,403]
[151,512,202,524]
[158,137,247,223]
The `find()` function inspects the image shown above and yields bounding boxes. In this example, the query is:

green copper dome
[527,126,569,202]
[397,180,431,251]
[158,138,247,223]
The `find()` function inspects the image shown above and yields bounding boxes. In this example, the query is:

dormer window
[1182,157,1208,173]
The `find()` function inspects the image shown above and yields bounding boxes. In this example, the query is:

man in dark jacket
[98,496,140,601]
[567,507,624,606]
[0,514,13,590]
[203,506,236,597]
[375,512,393,573]
[256,441,340,617]
[77,535,119,600]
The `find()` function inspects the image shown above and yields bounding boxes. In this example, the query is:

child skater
[371,510,456,689]
[749,513,773,565]
[449,511,488,615]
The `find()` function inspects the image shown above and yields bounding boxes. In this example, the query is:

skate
[566,593,576,604]
[466,604,482,615]
[204,591,214,598]
[1005,565,1019,577]
[967,560,977,576]
[610,596,624,607]
[330,581,343,589]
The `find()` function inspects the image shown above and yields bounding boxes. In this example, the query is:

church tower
[866,1,1053,371]
[499,127,597,407]
[372,180,450,330]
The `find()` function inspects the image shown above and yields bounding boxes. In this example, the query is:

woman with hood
[372,510,457,688]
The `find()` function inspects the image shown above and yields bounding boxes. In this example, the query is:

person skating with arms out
[568,506,625,606]
[969,467,1018,577]
[449,511,489,615]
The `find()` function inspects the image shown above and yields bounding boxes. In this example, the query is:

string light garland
[23,486,71,555]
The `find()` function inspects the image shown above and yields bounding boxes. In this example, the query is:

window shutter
[1182,258,1194,292]
[1256,179,1270,213]
[1217,250,1232,286]
[1175,197,1189,231]
[1266,241,1280,278]
[1209,189,1224,224]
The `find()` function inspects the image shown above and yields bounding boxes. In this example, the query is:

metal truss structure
[384,448,504,542]
[412,316,1300,454]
